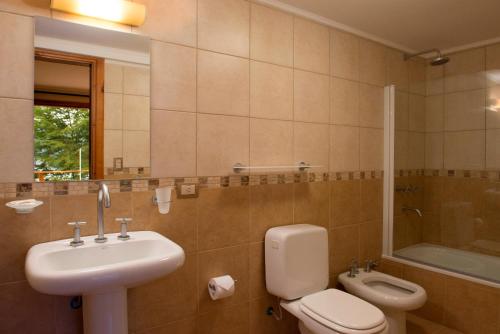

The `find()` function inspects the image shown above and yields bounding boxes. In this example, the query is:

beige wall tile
[134,318,196,334]
[331,29,359,81]
[0,281,55,333]
[395,91,409,130]
[123,95,150,131]
[104,62,123,93]
[250,4,293,67]
[104,129,123,167]
[0,98,33,182]
[331,180,360,227]
[425,133,444,169]
[197,245,249,313]
[442,278,500,333]
[197,187,250,250]
[409,59,426,95]
[445,48,485,93]
[0,12,33,99]
[197,303,249,334]
[293,122,329,172]
[0,0,50,17]
[249,242,266,299]
[136,191,196,252]
[197,114,249,176]
[486,129,500,169]
[128,255,197,331]
[360,128,383,170]
[330,125,359,172]
[123,65,150,96]
[426,64,444,96]
[294,182,330,228]
[359,83,384,128]
[409,94,425,132]
[104,93,123,129]
[198,50,249,116]
[359,39,386,87]
[250,184,293,242]
[51,194,97,240]
[395,130,408,170]
[444,130,485,170]
[486,85,500,128]
[250,118,293,167]
[0,197,50,283]
[151,110,196,177]
[426,95,444,132]
[386,48,409,92]
[360,180,383,222]
[198,0,249,57]
[293,17,329,74]
[151,42,196,112]
[123,131,150,167]
[444,89,485,131]
[331,77,359,126]
[250,61,293,120]
[330,225,359,275]
[359,221,383,261]
[293,70,330,123]
[408,132,425,169]
[133,0,197,47]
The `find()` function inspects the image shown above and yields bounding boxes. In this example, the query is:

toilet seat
[301,289,386,333]
[280,289,388,334]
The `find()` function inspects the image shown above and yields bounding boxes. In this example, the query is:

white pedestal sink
[25,231,185,334]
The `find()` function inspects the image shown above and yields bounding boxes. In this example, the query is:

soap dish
[6,199,44,214]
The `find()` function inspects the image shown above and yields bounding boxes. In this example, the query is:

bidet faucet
[95,182,111,243]
[402,206,423,217]
[364,259,378,272]
[347,259,359,277]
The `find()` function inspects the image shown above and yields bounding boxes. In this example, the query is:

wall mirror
[34,17,150,182]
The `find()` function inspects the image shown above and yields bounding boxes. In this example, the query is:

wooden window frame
[35,48,105,179]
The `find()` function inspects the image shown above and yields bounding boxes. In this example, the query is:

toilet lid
[300,289,385,331]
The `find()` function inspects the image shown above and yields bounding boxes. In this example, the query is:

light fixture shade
[50,0,146,26]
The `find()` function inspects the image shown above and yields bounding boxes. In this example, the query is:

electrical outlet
[176,183,198,198]
[181,184,196,196]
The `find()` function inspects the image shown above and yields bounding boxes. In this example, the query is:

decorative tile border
[0,170,384,199]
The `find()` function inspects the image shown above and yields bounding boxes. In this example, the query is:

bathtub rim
[382,254,500,289]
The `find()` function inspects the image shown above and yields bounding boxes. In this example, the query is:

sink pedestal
[83,288,128,334]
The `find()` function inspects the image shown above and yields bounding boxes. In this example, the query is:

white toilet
[338,270,427,334]
[265,224,389,334]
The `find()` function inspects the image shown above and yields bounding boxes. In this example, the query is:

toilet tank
[265,224,329,300]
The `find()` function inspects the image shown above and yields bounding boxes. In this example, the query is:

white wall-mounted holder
[6,199,44,214]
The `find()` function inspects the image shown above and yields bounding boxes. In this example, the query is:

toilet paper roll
[208,275,235,300]
[155,186,173,214]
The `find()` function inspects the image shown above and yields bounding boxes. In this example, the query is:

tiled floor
[407,314,463,334]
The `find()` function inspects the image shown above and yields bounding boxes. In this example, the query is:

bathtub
[392,243,500,286]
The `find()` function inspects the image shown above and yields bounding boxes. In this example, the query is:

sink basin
[25,231,185,334]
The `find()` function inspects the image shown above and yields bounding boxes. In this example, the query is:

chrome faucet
[347,259,359,277]
[402,206,423,217]
[95,183,111,243]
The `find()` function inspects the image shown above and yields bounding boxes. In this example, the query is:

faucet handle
[364,259,379,272]
[68,221,87,227]
[116,218,132,240]
[67,221,86,247]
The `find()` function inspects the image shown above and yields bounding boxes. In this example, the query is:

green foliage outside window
[34,105,90,181]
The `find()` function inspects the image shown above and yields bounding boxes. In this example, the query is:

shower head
[404,48,449,66]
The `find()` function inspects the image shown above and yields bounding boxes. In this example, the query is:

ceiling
[267,0,500,53]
